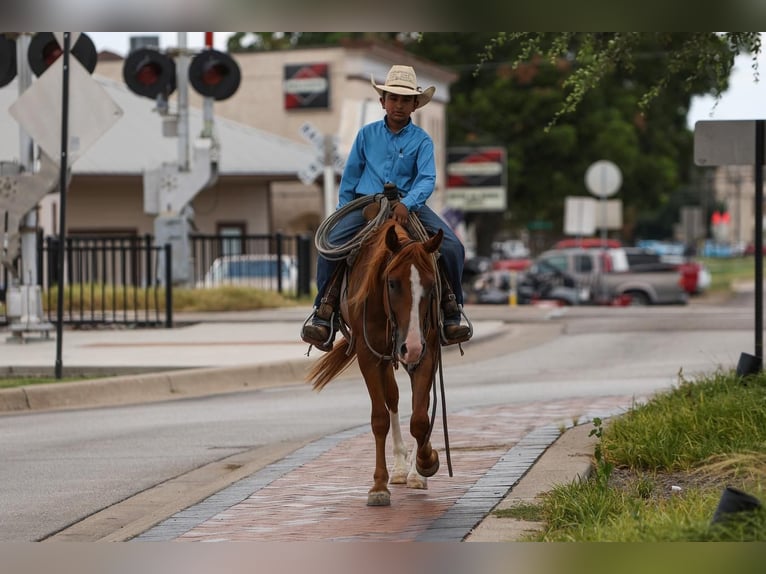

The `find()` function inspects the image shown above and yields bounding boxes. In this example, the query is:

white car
[199,254,298,291]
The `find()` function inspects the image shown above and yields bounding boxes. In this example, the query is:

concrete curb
[0,358,315,413]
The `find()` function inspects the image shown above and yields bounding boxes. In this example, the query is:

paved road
[0,293,757,542]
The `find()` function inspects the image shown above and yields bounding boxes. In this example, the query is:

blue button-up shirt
[337,117,436,212]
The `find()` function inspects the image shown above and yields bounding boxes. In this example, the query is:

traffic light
[0,34,16,88]
[27,32,97,77]
[188,49,240,101]
[122,48,176,99]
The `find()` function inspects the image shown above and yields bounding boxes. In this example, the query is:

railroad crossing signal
[28,32,97,77]
[0,32,97,87]
[123,48,177,99]
[123,47,241,101]
[188,49,241,100]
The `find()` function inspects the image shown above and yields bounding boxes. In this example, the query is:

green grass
[0,376,94,389]
[701,256,756,294]
[521,370,766,542]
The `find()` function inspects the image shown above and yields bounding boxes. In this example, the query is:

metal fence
[1,232,314,327]
[39,235,173,327]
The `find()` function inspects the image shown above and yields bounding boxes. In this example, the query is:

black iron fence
[0,232,314,327]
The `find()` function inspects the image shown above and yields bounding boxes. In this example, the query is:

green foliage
[589,417,614,488]
[602,370,766,470]
[482,33,761,129]
[532,369,766,541]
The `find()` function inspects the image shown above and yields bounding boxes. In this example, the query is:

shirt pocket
[394,154,417,179]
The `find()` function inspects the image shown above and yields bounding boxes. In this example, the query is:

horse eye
[388,278,399,292]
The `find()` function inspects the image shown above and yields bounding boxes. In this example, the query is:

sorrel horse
[307,219,444,506]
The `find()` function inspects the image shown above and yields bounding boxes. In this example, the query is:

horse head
[384,225,443,367]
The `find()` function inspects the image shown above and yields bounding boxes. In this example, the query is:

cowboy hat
[371,65,435,108]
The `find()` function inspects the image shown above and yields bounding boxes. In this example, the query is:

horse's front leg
[410,368,439,478]
[389,410,409,484]
[363,358,394,506]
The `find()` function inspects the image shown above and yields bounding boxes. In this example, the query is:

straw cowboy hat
[371,65,435,108]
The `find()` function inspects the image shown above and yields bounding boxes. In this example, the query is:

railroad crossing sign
[297,122,344,185]
[9,56,123,165]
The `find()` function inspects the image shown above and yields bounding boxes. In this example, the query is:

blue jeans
[314,204,465,312]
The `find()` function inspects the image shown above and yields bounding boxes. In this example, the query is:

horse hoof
[407,474,428,489]
[390,470,408,485]
[416,451,439,478]
[367,490,391,506]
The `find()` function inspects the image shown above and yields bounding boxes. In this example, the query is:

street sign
[564,196,596,235]
[9,57,123,164]
[585,160,622,198]
[694,120,764,166]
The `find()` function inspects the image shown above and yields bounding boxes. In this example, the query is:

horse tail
[307,338,357,391]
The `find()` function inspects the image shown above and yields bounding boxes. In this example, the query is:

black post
[164,243,173,328]
[755,120,764,369]
[275,232,284,293]
[297,234,312,297]
[54,33,71,380]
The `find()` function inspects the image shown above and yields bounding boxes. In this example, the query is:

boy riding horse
[301,64,471,352]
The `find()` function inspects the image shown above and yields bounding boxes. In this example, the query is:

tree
[480,33,761,128]
[408,33,748,251]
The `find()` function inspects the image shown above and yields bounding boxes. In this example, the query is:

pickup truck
[532,247,688,305]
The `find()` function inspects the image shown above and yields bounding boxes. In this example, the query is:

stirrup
[440,305,473,350]
[301,310,337,353]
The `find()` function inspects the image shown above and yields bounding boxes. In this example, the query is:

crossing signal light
[27,32,97,77]
[0,34,16,88]
[188,49,240,101]
[123,48,176,99]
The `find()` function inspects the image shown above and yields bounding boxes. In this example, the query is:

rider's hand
[392,202,409,226]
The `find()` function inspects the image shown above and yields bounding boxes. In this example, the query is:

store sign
[284,63,329,109]
[445,147,507,212]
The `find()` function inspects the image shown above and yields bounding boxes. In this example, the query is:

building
[1,37,457,282]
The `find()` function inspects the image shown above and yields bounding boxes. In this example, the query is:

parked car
[199,254,298,291]
[624,247,710,295]
[534,247,688,305]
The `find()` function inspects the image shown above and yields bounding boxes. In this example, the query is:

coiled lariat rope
[314,194,452,477]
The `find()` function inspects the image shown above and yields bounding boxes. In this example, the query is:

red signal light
[28,33,97,77]
[0,34,17,88]
[189,49,240,101]
[123,49,176,99]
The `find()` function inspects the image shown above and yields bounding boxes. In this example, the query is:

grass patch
[527,369,766,542]
[32,284,313,313]
[701,256,755,294]
[0,375,95,389]
[494,502,545,521]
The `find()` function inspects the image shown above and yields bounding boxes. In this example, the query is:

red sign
[284,63,329,110]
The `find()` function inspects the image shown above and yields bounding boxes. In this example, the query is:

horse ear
[386,225,403,253]
[424,229,443,254]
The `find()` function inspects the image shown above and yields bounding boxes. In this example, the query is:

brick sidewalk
[137,395,640,542]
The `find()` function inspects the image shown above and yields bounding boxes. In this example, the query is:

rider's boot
[301,270,343,352]
[440,273,471,345]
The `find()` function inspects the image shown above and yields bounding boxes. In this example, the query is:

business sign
[445,146,507,212]
[284,63,329,110]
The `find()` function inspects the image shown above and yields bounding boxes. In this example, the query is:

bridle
[361,239,438,372]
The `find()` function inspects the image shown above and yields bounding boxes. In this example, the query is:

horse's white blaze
[403,263,424,364]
